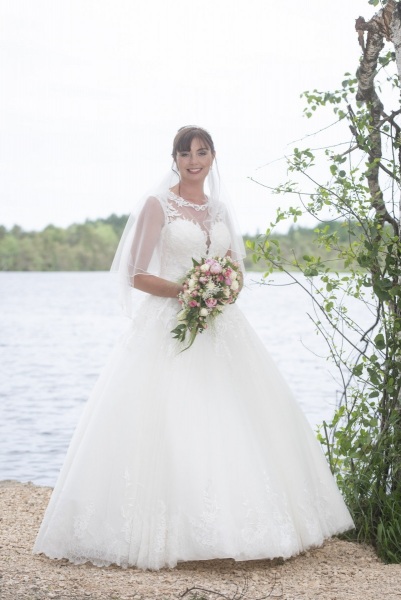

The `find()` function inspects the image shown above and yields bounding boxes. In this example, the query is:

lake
[0,271,370,487]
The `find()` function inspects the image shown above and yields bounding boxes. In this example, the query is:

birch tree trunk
[355,1,399,231]
[356,0,401,496]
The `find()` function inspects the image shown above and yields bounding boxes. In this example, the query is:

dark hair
[172,126,216,159]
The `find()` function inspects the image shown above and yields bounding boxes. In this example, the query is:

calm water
[0,271,370,487]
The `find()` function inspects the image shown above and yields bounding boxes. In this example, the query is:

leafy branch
[250,0,401,563]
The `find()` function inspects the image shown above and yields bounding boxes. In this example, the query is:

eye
[179,152,189,157]
[199,151,207,156]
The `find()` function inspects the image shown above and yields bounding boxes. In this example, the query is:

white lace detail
[167,190,209,211]
[189,483,221,550]
[164,198,182,223]
[73,503,95,540]
[158,218,231,283]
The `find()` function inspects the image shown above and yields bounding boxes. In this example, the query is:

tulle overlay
[34,208,354,570]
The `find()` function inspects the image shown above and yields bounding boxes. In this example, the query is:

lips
[188,168,202,174]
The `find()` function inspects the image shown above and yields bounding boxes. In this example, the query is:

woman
[33,126,354,570]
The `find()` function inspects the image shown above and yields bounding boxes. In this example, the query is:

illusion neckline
[168,190,209,211]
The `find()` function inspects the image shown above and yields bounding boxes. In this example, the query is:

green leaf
[374,333,386,350]
[352,364,364,377]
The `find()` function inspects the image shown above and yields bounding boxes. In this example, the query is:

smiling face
[174,137,214,184]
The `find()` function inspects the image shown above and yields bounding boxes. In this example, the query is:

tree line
[0,214,127,271]
[0,215,351,272]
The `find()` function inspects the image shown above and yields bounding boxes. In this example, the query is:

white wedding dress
[33,191,354,570]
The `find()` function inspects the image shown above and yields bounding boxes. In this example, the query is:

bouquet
[171,256,242,351]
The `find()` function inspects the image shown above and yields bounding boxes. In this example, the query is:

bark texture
[355,1,398,232]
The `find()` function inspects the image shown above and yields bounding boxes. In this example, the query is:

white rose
[188,278,196,289]
[200,263,210,272]
[200,308,208,317]
[230,271,238,280]
[231,280,239,291]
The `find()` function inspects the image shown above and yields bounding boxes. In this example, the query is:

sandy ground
[1,481,401,600]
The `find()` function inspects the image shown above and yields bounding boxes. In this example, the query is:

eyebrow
[179,147,209,152]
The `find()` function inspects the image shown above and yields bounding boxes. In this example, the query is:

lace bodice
[157,193,232,281]
[110,188,245,319]
[159,217,231,281]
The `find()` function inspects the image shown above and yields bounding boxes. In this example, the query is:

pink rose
[225,278,232,286]
[205,297,218,308]
[199,276,207,284]
[210,263,223,274]
[189,300,198,308]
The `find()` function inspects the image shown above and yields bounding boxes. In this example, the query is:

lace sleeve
[128,196,165,283]
[110,195,166,317]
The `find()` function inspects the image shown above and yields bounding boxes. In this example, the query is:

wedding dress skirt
[33,294,354,570]
[33,210,353,570]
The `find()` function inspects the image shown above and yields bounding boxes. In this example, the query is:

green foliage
[244,220,358,272]
[0,214,128,271]
[252,39,401,562]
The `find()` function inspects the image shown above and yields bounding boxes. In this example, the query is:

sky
[0,0,376,235]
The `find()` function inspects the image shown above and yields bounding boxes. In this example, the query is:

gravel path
[1,481,401,600]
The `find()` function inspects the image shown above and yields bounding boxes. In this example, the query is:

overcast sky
[0,0,375,234]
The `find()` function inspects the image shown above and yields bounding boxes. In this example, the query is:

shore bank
[1,480,400,600]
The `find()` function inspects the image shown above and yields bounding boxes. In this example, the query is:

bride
[33,125,354,570]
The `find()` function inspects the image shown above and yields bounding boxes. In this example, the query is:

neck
[177,181,206,204]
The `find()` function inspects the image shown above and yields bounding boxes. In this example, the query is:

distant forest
[0,215,351,272]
